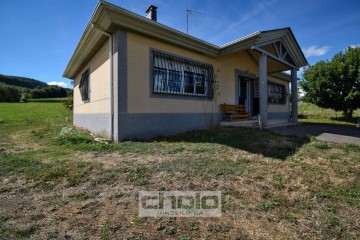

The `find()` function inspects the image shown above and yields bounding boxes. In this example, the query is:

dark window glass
[268,82,286,104]
[79,68,90,102]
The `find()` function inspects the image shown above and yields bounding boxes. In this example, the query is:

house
[63,1,308,141]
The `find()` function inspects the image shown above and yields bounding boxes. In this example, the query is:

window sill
[151,92,213,101]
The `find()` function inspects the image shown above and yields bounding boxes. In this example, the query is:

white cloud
[283,67,304,76]
[226,0,278,32]
[48,81,68,88]
[302,45,331,58]
[349,44,360,48]
[298,67,305,75]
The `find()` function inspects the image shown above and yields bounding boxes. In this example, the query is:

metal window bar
[153,51,214,97]
[79,69,90,101]
[268,83,287,104]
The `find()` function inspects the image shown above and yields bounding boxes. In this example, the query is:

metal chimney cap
[145,5,158,14]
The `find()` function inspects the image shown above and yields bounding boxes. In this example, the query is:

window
[79,68,90,102]
[152,51,214,97]
[268,82,286,104]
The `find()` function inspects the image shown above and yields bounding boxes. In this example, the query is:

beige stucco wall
[72,32,290,117]
[73,40,111,114]
[126,31,290,115]
[127,32,284,114]
[127,32,218,113]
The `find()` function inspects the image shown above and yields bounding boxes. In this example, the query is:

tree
[301,47,360,119]
[0,84,21,102]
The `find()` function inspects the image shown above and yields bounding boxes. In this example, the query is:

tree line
[0,74,71,102]
[0,74,48,89]
[0,84,69,102]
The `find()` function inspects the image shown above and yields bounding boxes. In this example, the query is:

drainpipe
[91,23,113,141]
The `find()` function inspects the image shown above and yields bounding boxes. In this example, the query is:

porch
[222,28,308,128]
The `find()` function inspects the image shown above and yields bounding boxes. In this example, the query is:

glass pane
[195,73,205,94]
[168,70,181,93]
[184,71,194,94]
[154,67,167,92]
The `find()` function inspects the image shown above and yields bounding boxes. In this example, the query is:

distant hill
[0,74,48,89]
[0,74,72,102]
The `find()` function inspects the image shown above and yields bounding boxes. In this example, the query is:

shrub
[0,84,21,102]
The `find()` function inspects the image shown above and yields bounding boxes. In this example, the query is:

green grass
[28,97,68,102]
[298,102,360,126]
[0,102,359,239]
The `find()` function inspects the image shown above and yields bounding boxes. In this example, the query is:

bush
[53,127,94,145]
[63,94,73,110]
[0,84,21,102]
[30,86,68,99]
[21,93,31,103]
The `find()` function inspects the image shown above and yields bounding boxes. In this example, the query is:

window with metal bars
[268,82,287,104]
[79,68,90,102]
[152,51,214,97]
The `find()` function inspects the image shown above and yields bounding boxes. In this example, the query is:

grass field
[0,102,359,239]
[27,97,68,103]
[299,102,360,126]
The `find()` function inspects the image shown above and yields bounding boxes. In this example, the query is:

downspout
[91,23,113,141]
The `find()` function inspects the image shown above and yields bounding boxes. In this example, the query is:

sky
[0,0,359,88]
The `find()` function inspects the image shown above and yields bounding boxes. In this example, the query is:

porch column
[291,69,298,122]
[259,53,268,128]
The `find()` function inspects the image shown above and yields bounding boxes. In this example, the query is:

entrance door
[238,77,251,113]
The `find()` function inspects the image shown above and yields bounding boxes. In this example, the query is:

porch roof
[63,1,308,79]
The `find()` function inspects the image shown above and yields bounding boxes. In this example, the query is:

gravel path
[270,123,360,145]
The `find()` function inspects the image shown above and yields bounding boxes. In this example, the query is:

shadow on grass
[271,122,360,139]
[329,116,360,125]
[153,127,309,160]
[299,114,359,126]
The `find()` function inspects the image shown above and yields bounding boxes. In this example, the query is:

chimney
[145,5,157,21]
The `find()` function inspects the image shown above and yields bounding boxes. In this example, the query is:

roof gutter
[91,23,114,141]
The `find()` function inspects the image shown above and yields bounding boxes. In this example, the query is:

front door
[238,77,251,114]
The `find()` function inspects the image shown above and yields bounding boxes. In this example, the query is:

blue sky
[0,0,359,88]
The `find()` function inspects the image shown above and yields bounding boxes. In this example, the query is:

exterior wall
[72,32,292,140]
[126,33,265,112]
[127,32,218,114]
[73,40,111,137]
[267,76,290,120]
[217,52,259,105]
[120,32,269,140]
[118,32,292,139]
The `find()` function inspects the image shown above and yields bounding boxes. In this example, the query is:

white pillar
[259,54,268,128]
[291,69,298,122]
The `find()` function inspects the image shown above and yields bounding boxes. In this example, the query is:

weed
[131,216,145,225]
[189,221,199,231]
[164,226,177,235]
[343,144,360,152]
[206,223,221,233]
[257,203,273,211]
[313,141,329,149]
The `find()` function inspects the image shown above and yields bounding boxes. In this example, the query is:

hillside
[0,74,48,89]
[0,74,72,102]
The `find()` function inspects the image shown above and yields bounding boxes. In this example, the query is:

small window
[268,82,286,104]
[152,51,214,97]
[79,68,90,102]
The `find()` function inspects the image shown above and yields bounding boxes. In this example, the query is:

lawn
[298,102,360,126]
[0,102,359,239]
